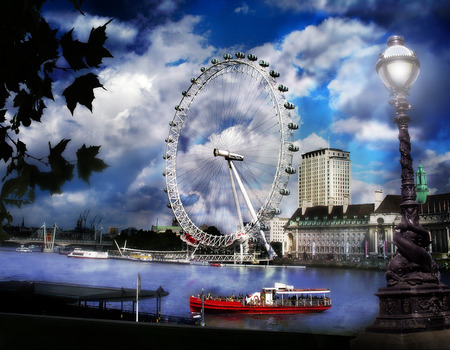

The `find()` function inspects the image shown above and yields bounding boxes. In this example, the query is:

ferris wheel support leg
[228,160,244,231]
[259,230,277,260]
[229,161,277,260]
[229,161,257,221]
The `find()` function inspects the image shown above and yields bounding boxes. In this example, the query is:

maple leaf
[76,144,109,184]
[63,73,105,114]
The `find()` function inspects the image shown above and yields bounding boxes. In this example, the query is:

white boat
[68,248,108,259]
[16,245,32,253]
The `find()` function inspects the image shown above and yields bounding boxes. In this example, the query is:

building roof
[420,192,450,214]
[374,194,401,213]
[289,193,450,220]
[288,203,374,222]
[0,280,169,303]
[301,147,348,158]
[374,193,450,214]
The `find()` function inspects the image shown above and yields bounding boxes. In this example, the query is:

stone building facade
[284,192,450,262]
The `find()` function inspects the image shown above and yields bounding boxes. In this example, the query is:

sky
[6,0,450,232]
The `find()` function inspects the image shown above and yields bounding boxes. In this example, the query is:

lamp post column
[384,92,439,287]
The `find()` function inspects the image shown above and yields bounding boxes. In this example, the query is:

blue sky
[7,0,450,232]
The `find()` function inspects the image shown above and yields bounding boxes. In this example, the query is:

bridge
[6,223,112,252]
[7,237,112,248]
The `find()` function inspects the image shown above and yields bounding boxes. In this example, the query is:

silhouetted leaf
[61,29,88,70]
[86,20,114,67]
[0,127,13,162]
[63,73,104,114]
[76,144,109,183]
[38,139,75,194]
[1,170,35,206]
[69,0,85,15]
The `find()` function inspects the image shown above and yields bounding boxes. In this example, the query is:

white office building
[298,148,351,209]
[268,217,289,255]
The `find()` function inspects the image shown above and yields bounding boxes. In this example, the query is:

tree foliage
[115,230,184,251]
[0,0,112,232]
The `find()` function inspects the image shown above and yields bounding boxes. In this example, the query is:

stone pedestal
[351,283,450,349]
[367,283,450,332]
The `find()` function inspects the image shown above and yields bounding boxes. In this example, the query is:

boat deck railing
[270,297,331,307]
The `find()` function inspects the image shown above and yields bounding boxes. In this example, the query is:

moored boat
[16,245,32,253]
[68,248,108,259]
[189,282,331,314]
[58,247,73,255]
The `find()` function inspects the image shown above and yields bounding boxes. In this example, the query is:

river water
[2,248,450,336]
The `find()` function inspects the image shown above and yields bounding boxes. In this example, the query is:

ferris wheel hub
[213,148,244,161]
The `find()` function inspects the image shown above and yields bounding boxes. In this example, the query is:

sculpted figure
[386,205,440,287]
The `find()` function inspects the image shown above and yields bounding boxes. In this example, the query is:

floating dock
[0,280,198,326]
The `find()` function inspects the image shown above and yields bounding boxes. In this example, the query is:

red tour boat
[189,283,331,314]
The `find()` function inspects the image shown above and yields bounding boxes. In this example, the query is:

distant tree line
[114,229,184,251]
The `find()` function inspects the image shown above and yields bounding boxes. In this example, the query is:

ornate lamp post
[375,36,439,288]
[353,36,450,348]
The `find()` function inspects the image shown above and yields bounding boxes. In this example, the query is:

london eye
[164,52,299,258]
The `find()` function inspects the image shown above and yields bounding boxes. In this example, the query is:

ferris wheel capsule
[279,189,290,195]
[278,85,289,92]
[269,70,280,78]
[288,144,299,152]
[223,53,233,60]
[247,54,258,61]
[259,60,269,67]
[235,52,245,59]
[201,67,206,72]
[288,122,299,130]
[284,102,295,109]
[270,208,282,215]
[285,166,296,174]
[211,58,219,64]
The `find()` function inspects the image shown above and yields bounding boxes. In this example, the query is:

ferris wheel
[164,52,299,258]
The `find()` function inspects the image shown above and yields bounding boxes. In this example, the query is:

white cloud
[332,116,396,143]
[248,17,382,102]
[351,178,385,204]
[235,3,251,14]
[421,150,450,176]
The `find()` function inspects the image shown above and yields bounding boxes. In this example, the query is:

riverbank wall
[0,312,355,350]
[272,257,389,270]
[273,257,450,271]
